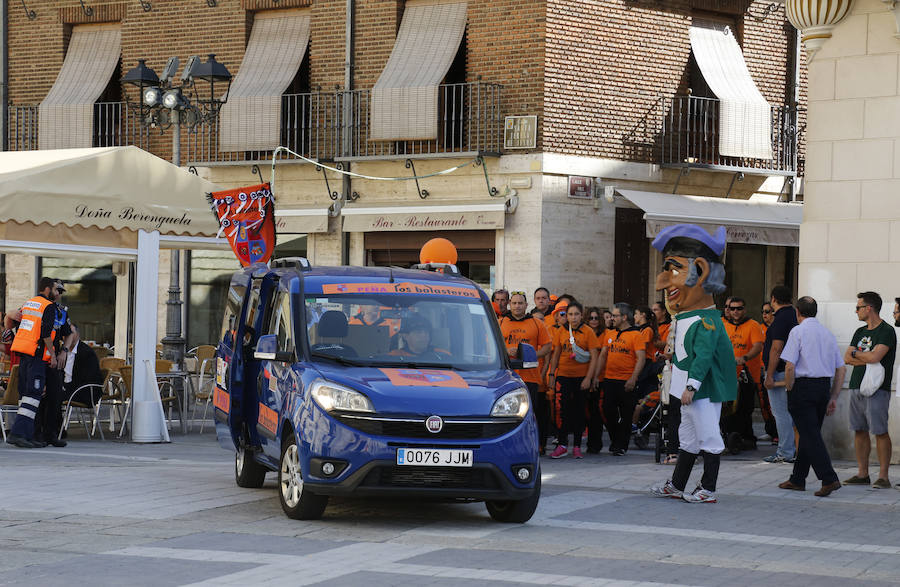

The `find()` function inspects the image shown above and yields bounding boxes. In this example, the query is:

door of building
[614,208,649,306]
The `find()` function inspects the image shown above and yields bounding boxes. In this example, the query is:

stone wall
[800,0,900,461]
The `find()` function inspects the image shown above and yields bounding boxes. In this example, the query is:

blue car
[213,258,541,522]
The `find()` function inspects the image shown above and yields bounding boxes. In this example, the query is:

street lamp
[121,55,232,377]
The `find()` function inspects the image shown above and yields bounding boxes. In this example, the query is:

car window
[270,292,294,352]
[220,283,245,348]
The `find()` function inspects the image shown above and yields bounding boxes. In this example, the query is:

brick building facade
[2,0,805,346]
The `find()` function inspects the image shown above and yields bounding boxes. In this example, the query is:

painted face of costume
[655,254,713,314]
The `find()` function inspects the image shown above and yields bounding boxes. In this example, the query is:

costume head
[652,224,727,314]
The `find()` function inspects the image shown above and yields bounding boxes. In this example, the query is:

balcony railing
[338,82,503,160]
[625,95,801,176]
[8,81,504,163]
[185,92,342,164]
[7,103,150,151]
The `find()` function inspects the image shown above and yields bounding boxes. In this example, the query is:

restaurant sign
[342,203,506,232]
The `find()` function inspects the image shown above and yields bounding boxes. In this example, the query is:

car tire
[235,445,267,488]
[278,432,328,520]
[485,469,541,523]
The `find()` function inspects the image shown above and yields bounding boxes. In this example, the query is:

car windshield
[304,290,503,371]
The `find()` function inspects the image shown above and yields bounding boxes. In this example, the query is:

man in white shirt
[778,296,845,497]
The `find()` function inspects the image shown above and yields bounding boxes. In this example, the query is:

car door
[256,285,300,457]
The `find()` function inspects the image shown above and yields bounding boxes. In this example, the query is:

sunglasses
[55,288,64,293]
[588,315,600,321]
[728,306,744,311]
[762,309,773,314]
[558,310,567,316]
[855,305,869,311]
[509,290,526,296]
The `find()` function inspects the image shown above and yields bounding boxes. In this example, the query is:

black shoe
[30,439,47,448]
[587,447,602,454]
[6,434,37,448]
[45,438,67,448]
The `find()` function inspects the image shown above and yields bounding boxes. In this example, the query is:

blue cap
[652,224,727,257]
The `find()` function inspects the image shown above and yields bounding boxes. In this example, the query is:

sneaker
[550,445,568,459]
[6,434,37,448]
[843,474,871,485]
[44,438,67,448]
[872,478,891,489]
[612,448,626,456]
[650,480,683,499]
[784,456,796,464]
[572,447,584,459]
[683,486,717,503]
[763,454,786,463]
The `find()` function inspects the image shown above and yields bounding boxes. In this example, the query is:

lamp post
[121,55,231,373]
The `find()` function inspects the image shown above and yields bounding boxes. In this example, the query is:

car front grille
[334,415,519,440]
[359,466,501,489]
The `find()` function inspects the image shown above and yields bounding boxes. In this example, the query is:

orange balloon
[419,237,458,264]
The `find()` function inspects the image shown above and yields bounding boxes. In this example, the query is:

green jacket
[672,308,737,403]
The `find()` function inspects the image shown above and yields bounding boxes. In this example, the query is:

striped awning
[370,0,467,141]
[219,9,311,152]
[38,24,121,150]
[689,20,773,160]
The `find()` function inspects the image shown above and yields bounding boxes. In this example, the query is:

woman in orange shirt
[547,301,600,459]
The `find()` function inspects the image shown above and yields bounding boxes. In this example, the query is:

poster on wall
[207,183,276,267]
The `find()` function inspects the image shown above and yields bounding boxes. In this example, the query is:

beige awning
[219,9,311,152]
[0,147,221,249]
[689,20,772,160]
[617,189,801,247]
[275,208,330,234]
[370,0,467,141]
[342,200,505,232]
[39,24,121,151]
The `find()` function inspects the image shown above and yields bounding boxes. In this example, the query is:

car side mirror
[509,342,538,370]
[254,334,295,363]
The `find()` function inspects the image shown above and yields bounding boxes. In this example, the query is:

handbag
[859,362,885,397]
[568,325,591,363]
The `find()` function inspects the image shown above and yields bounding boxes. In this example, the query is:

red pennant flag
[209,183,276,267]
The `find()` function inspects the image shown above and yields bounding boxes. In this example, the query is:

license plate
[396,448,472,467]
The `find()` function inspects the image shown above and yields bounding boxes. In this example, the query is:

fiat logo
[425,415,443,434]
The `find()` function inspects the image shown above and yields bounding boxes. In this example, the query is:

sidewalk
[2,433,900,586]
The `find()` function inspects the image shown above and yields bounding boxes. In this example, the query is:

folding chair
[117,365,133,438]
[0,365,20,442]
[189,345,216,432]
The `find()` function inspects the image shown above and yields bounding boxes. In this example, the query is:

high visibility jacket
[10,296,56,362]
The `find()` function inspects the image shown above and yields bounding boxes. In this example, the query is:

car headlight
[491,388,530,418]
[310,380,374,413]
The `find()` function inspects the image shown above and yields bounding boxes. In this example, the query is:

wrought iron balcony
[8,81,504,165]
[337,82,503,160]
[7,102,150,151]
[626,95,802,176]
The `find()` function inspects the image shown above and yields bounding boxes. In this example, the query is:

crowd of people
[1,277,102,448]
[492,283,899,498]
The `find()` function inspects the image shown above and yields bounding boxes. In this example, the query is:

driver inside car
[389,315,450,361]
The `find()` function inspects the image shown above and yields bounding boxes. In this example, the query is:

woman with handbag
[548,302,600,459]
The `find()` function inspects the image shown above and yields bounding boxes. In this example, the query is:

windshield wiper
[375,360,463,370]
[310,352,368,367]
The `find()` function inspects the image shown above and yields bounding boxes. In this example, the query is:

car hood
[310,363,524,417]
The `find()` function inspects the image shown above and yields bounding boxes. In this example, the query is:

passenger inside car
[389,315,451,361]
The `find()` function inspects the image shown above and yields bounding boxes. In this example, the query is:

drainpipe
[1,0,8,152]
[789,28,801,202]
[340,0,354,265]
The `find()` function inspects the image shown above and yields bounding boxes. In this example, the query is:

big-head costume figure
[650,224,737,504]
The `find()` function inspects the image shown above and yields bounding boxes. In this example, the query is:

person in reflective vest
[7,277,59,448]
[36,280,71,447]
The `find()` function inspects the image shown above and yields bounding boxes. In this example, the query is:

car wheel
[235,445,267,488]
[485,469,541,523]
[278,433,328,520]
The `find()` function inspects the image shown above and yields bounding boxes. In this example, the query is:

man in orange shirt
[597,303,647,456]
[500,292,552,453]
[722,297,764,450]
[349,304,400,335]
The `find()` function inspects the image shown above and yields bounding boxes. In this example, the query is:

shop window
[40,258,116,346]
[187,250,235,350]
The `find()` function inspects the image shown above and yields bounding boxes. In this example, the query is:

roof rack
[271,257,312,271]
[410,262,460,276]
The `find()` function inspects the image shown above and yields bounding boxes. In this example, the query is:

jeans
[787,377,838,486]
[602,379,637,452]
[557,376,587,448]
[767,371,795,459]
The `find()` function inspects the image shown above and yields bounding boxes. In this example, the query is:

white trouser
[679,397,724,454]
